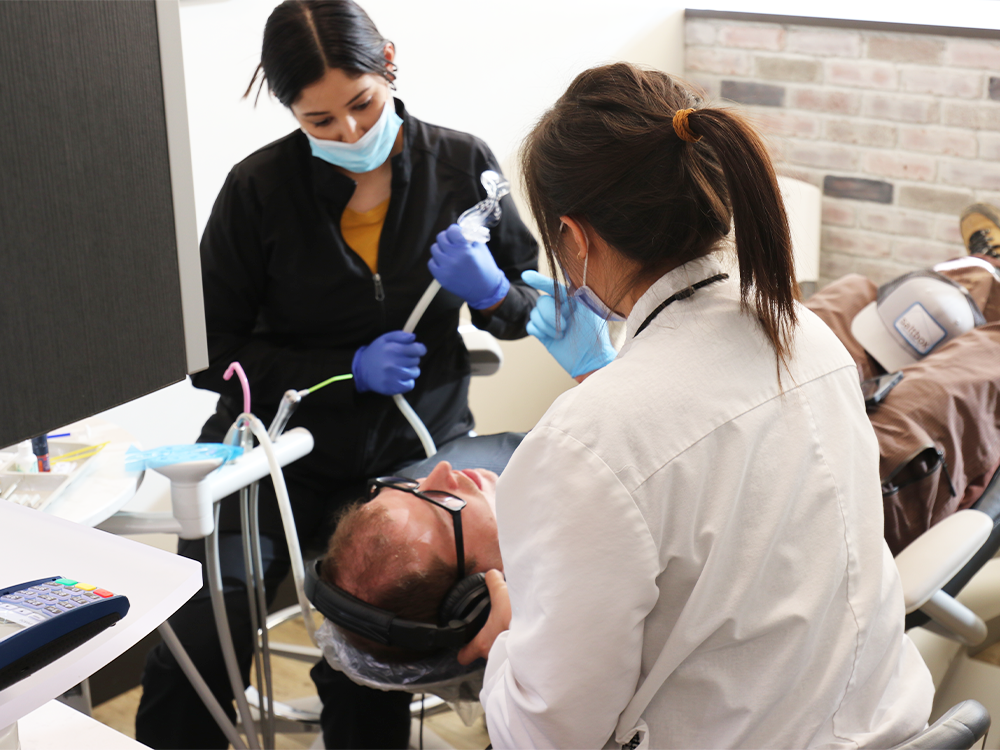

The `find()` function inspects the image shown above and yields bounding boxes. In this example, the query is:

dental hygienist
[135,2,537,749]
[457,64,934,749]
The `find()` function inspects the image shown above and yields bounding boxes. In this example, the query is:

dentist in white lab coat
[456,63,934,750]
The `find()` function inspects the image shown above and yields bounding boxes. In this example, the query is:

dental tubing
[224,361,252,414]
[205,501,262,750]
[300,372,353,397]
[237,418,276,748]
[393,279,443,458]
[243,413,318,643]
[403,280,442,334]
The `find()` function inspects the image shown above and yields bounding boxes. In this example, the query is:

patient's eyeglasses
[366,476,468,580]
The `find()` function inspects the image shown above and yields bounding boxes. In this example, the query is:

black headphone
[304,558,491,653]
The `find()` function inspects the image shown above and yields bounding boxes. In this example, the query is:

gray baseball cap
[851,270,985,372]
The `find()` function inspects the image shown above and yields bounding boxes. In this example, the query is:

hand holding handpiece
[457,569,510,665]
[352,331,427,395]
[428,224,510,310]
[522,270,617,379]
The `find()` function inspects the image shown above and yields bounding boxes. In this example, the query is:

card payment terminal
[0,577,129,691]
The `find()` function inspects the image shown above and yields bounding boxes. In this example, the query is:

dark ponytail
[684,107,798,365]
[245,0,395,107]
[521,62,798,367]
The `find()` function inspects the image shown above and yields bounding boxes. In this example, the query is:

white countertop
[0,501,201,728]
[16,698,146,749]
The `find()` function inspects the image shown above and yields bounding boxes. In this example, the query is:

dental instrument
[457,170,510,245]
[392,170,512,458]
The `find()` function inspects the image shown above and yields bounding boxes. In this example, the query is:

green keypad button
[54,579,77,586]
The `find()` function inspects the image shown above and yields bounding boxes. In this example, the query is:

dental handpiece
[267,389,302,441]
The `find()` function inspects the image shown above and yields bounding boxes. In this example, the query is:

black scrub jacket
[191,99,539,517]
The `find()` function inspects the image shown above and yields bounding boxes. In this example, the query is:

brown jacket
[804,256,1000,554]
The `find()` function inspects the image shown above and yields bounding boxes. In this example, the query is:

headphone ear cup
[439,572,490,625]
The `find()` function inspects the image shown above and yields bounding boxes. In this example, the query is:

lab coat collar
[623,253,728,344]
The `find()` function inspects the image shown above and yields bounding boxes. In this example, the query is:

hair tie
[672,108,701,143]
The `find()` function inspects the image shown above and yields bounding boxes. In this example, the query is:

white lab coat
[482,255,934,749]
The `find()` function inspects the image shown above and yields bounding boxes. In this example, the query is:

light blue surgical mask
[568,253,626,322]
[303,98,403,173]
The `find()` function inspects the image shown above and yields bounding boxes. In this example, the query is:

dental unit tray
[0,441,105,512]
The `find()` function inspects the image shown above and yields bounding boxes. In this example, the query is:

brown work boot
[960,203,1000,258]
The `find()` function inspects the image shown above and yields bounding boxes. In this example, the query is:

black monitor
[0,0,206,447]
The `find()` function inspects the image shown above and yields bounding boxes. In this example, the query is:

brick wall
[684,15,1000,288]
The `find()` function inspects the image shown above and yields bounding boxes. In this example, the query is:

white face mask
[567,253,625,322]
[302,97,403,173]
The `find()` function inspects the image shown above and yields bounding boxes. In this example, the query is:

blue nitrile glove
[523,270,617,378]
[428,224,511,310]
[352,331,428,395]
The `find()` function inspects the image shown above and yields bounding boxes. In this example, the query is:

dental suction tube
[394,280,443,458]
[391,170,511,458]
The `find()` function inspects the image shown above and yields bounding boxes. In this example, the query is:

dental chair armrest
[895,509,993,614]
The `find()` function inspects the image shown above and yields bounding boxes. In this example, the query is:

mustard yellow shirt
[340,199,389,274]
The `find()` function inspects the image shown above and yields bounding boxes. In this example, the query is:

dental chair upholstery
[399,431,526,478]
[890,700,990,750]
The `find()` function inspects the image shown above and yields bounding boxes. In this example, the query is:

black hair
[245,0,396,107]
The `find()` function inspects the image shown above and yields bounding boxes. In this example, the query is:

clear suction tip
[457,170,511,244]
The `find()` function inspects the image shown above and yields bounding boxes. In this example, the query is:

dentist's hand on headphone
[352,331,427,395]
[522,270,617,379]
[428,224,510,310]
[457,569,510,666]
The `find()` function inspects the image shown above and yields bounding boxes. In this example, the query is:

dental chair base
[905,556,1000,747]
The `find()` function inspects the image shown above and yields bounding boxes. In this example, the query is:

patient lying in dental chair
[320,458,503,661]
[304,433,521,721]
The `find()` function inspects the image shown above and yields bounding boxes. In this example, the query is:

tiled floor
[90,616,489,749]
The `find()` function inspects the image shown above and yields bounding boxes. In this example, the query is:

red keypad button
[93,589,113,598]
